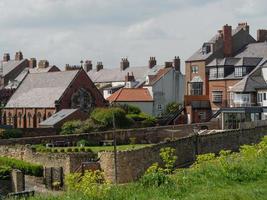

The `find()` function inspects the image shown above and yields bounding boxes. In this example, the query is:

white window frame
[191,66,199,73]
[212,91,223,103]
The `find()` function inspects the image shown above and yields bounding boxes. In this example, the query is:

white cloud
[0,0,266,72]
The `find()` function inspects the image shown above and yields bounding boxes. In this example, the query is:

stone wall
[0,179,11,196]
[0,145,95,175]
[0,120,219,146]
[99,126,267,183]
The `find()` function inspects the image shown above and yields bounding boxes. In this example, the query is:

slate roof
[39,109,78,127]
[88,65,166,84]
[29,66,60,73]
[5,68,29,89]
[235,42,267,58]
[5,70,79,108]
[230,60,267,92]
[107,88,153,102]
[1,59,26,76]
[207,57,262,67]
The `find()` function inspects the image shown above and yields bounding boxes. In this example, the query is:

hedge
[0,157,43,177]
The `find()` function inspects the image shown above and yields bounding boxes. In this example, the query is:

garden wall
[0,145,95,175]
[99,126,267,183]
[0,120,219,146]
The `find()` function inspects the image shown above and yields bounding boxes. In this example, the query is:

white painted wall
[116,101,154,115]
[262,67,267,81]
[149,69,184,116]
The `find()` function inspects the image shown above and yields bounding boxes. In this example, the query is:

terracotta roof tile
[107,88,153,102]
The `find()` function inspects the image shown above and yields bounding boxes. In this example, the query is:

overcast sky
[0,0,266,71]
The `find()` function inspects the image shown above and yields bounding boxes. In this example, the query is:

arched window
[37,112,42,124]
[7,112,12,125]
[47,112,52,118]
[27,113,32,128]
[71,88,94,111]
[18,113,22,128]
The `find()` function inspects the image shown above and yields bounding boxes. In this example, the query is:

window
[235,67,243,77]
[199,112,206,121]
[190,82,203,95]
[191,66,199,73]
[264,93,266,101]
[209,68,217,79]
[218,67,224,78]
[258,93,263,102]
[212,91,223,103]
[157,104,162,111]
[71,88,94,111]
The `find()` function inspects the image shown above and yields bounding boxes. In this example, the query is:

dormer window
[235,67,246,77]
[202,43,212,54]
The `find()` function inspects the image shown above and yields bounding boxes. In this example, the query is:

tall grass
[29,136,267,200]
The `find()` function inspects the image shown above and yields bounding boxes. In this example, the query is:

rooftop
[5,70,79,108]
[107,88,153,102]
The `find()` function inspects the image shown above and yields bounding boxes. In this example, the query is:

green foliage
[116,104,141,114]
[0,157,43,177]
[65,170,110,198]
[164,102,180,114]
[0,129,23,139]
[0,165,11,180]
[140,163,171,187]
[91,107,133,128]
[60,120,83,135]
[77,139,90,147]
[160,147,177,174]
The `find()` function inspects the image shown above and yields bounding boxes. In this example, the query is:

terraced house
[185,22,267,128]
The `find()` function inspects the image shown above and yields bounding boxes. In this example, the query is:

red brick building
[185,22,267,123]
[2,69,106,128]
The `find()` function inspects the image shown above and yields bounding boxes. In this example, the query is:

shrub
[0,129,23,139]
[74,147,79,152]
[141,115,156,127]
[0,165,12,180]
[91,107,133,128]
[65,170,109,198]
[117,104,141,114]
[77,139,90,147]
[66,148,73,153]
[140,163,171,187]
[79,147,85,152]
[160,147,177,174]
[0,157,43,177]
[60,120,83,135]
[59,148,65,153]
[164,102,180,114]
[85,148,93,153]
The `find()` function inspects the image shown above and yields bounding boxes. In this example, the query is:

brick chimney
[257,29,267,42]
[238,22,249,32]
[165,61,173,68]
[125,72,135,82]
[3,53,10,62]
[15,51,23,61]
[38,60,49,68]
[148,57,157,68]
[120,58,129,71]
[83,60,93,72]
[29,58,37,68]
[96,62,103,72]
[223,24,232,57]
[173,56,180,71]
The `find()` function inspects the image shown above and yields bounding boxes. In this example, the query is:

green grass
[28,137,267,200]
[35,144,153,153]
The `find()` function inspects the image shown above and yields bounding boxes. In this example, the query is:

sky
[0,0,267,72]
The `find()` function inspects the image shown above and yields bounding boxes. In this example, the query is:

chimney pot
[96,61,103,71]
[3,53,10,62]
[29,58,37,68]
[15,51,23,61]
[38,60,49,68]
[148,56,157,69]
[83,60,93,72]
[173,56,180,71]
[120,57,129,71]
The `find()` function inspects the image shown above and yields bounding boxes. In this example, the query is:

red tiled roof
[107,88,153,102]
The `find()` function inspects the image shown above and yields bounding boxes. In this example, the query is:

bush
[91,107,133,128]
[164,102,180,114]
[116,104,141,114]
[60,120,83,135]
[0,165,12,180]
[65,170,109,198]
[0,129,23,139]
[140,163,171,187]
[77,139,90,147]
[0,157,43,177]
[160,147,177,174]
